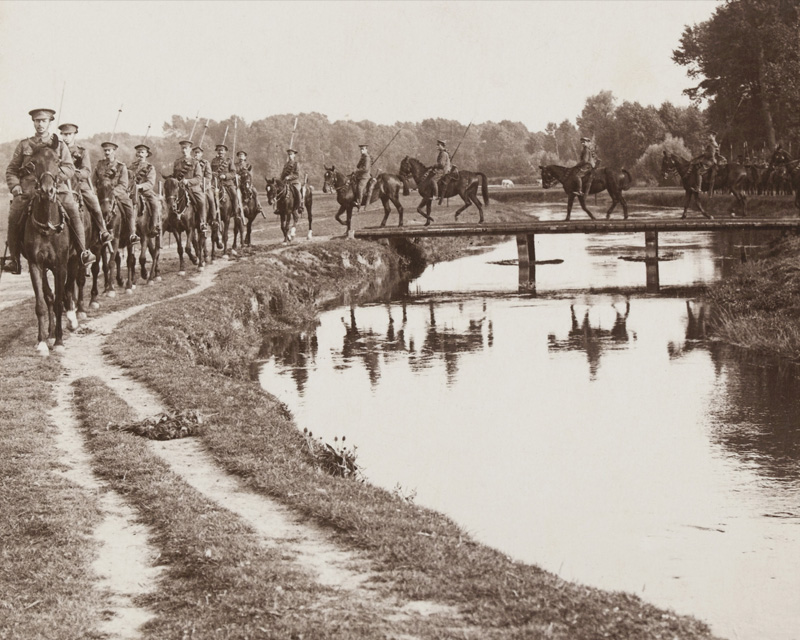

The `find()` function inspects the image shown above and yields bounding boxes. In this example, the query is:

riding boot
[364,178,375,207]
[431,180,439,205]
[66,203,96,267]
[3,203,25,274]
[295,187,304,215]
[438,179,448,205]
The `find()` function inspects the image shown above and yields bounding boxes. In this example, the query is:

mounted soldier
[769,143,792,169]
[57,123,112,249]
[128,144,162,234]
[3,108,96,274]
[194,146,223,250]
[424,139,451,206]
[353,144,375,210]
[280,148,304,216]
[571,136,599,197]
[94,141,140,247]
[688,131,724,194]
[211,143,238,211]
[173,140,207,227]
[234,150,264,217]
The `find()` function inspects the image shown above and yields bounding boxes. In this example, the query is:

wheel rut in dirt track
[54,256,461,637]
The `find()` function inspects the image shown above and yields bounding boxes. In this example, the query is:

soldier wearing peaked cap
[569,136,599,197]
[280,148,304,216]
[234,150,264,217]
[211,144,239,218]
[353,144,374,211]
[128,144,162,234]
[193,146,222,248]
[94,141,140,246]
[427,139,451,205]
[57,122,112,248]
[4,109,95,274]
[172,140,207,228]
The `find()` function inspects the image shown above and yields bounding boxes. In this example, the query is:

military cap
[286,148,297,153]
[101,141,119,150]
[29,108,56,120]
[193,146,204,153]
[359,144,368,149]
[58,123,79,134]
[580,136,591,142]
[436,139,446,145]
[237,150,247,157]
[179,140,194,148]
[215,144,228,151]
[134,144,152,156]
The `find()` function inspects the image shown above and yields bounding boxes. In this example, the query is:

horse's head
[25,144,63,231]
[539,165,556,189]
[239,170,252,191]
[322,165,336,194]
[264,177,276,204]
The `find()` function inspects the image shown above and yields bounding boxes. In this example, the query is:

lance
[110,104,123,143]
[189,110,200,141]
[371,128,403,168]
[232,117,238,157]
[198,118,210,148]
[221,124,229,148]
[450,120,473,162]
[55,81,66,127]
[142,123,151,145]
[231,118,244,217]
[289,116,298,150]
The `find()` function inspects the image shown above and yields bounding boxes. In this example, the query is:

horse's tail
[480,173,489,205]
[618,169,633,191]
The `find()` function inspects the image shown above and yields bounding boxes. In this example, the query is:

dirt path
[53,256,460,638]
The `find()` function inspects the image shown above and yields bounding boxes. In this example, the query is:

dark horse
[321,166,361,237]
[539,165,631,220]
[131,187,163,285]
[19,141,75,354]
[237,172,263,247]
[162,176,204,272]
[398,156,489,224]
[95,174,137,295]
[266,178,313,243]
[661,152,748,218]
[213,178,241,258]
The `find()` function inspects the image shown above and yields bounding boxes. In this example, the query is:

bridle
[28,167,65,236]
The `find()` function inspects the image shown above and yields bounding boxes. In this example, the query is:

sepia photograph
[1,1,799,639]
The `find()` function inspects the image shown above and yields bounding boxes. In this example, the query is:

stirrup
[130,234,140,245]
[80,250,96,267]
[2,257,21,275]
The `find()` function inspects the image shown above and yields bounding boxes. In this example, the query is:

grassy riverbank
[98,239,719,639]
[708,234,800,360]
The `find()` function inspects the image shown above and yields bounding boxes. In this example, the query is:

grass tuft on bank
[101,239,720,639]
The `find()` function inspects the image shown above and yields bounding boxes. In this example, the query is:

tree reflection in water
[256,330,319,396]
[547,300,633,381]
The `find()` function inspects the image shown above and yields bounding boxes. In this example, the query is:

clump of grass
[107,409,206,440]
[302,429,361,480]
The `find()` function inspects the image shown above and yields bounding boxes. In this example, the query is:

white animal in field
[501,179,514,188]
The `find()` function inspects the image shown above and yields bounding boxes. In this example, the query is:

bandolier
[94,141,140,246]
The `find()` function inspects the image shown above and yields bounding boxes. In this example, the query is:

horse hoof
[306,231,313,240]
[347,230,355,240]
[78,311,87,320]
[107,291,116,298]
[148,280,156,286]
[199,265,205,271]
[52,344,65,355]
[90,302,100,310]
[131,284,136,290]
[66,310,78,330]
[156,276,162,282]
[178,271,186,276]
[222,254,230,261]
[125,288,134,295]
[231,249,238,257]
[35,342,49,356]
[47,337,56,348]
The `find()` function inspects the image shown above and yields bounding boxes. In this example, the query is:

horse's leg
[174,231,187,275]
[335,204,347,227]
[391,192,404,227]
[90,257,100,309]
[52,263,66,351]
[605,196,618,220]
[115,247,123,287]
[577,194,596,220]
[380,195,391,227]
[245,218,253,246]
[41,269,56,350]
[125,244,135,293]
[565,194,574,221]
[346,206,354,239]
[306,199,313,240]
[425,201,433,226]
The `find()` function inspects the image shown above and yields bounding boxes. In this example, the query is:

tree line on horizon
[1,0,795,189]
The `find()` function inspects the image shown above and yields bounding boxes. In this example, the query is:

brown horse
[213,177,240,257]
[399,156,489,224]
[322,166,359,237]
[236,172,263,247]
[539,164,631,220]
[367,172,407,227]
[131,188,162,285]
[19,142,74,354]
[661,152,749,217]
[94,174,137,295]
[162,176,203,273]
[266,177,312,243]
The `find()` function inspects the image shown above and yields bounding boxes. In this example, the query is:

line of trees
[1,0,796,190]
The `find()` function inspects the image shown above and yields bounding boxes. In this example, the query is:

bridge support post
[645,230,659,292]
[517,233,536,292]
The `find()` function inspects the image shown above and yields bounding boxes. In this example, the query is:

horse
[131,187,163,285]
[18,141,76,354]
[539,164,631,220]
[661,152,749,217]
[236,172,262,247]
[95,174,137,294]
[322,166,359,236]
[213,178,240,257]
[162,176,204,273]
[266,177,313,243]
[398,156,489,224]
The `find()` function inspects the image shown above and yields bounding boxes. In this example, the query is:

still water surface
[257,206,800,640]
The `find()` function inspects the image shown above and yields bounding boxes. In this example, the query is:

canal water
[257,206,800,640]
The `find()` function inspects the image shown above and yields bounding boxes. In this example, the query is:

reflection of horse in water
[257,330,319,395]
[547,301,632,380]
[668,300,708,360]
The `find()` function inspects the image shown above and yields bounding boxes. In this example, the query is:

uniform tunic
[129,158,162,228]
[173,156,208,221]
[95,157,137,237]
[68,142,106,235]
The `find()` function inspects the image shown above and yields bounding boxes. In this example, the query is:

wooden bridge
[354,218,800,292]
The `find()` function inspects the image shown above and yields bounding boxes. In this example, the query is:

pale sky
[0,0,720,143]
